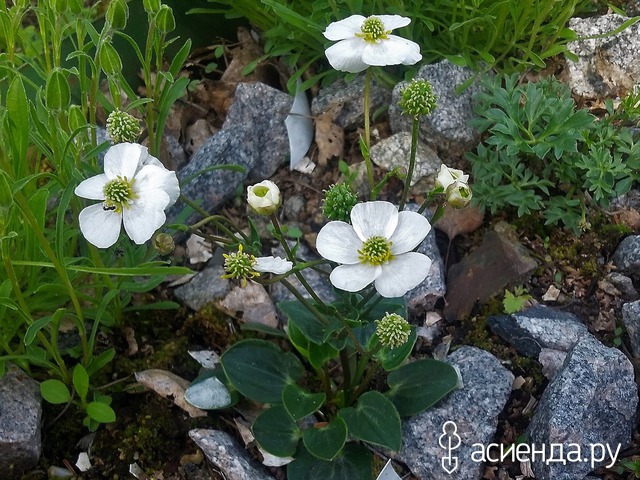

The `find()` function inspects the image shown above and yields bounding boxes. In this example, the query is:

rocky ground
[3,8,640,480]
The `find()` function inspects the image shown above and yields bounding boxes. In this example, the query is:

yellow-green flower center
[358,17,388,42]
[222,244,259,286]
[375,312,411,348]
[252,186,269,198]
[358,236,393,265]
[103,176,136,212]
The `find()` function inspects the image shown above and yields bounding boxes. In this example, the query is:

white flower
[435,164,469,191]
[255,256,293,275]
[75,143,179,248]
[247,180,281,215]
[323,14,421,73]
[446,180,473,209]
[316,201,432,298]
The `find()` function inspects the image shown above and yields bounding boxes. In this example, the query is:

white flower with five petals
[323,14,421,73]
[316,201,432,298]
[75,143,180,248]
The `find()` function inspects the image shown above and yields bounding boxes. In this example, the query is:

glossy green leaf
[308,341,339,370]
[86,401,116,423]
[374,327,417,371]
[302,417,347,461]
[221,339,303,404]
[386,359,459,417]
[40,379,71,404]
[252,405,300,457]
[45,68,71,110]
[287,443,373,480]
[282,384,325,420]
[73,364,90,402]
[338,391,401,451]
[278,300,325,344]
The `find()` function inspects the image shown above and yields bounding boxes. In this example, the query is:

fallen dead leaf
[315,105,344,166]
[134,369,207,418]
[217,282,279,328]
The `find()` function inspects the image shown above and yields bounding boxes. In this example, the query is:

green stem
[363,68,375,192]
[352,360,382,399]
[399,116,420,211]
[339,348,352,406]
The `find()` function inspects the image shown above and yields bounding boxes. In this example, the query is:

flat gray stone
[0,365,42,477]
[487,305,589,358]
[168,125,257,223]
[223,82,292,180]
[567,14,640,98]
[389,61,483,159]
[189,429,275,480]
[395,347,514,480]
[612,235,640,279]
[310,75,391,129]
[528,335,637,480]
[621,300,640,357]
[174,265,231,311]
[370,132,442,187]
[605,272,638,301]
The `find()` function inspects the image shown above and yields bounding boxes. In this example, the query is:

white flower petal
[389,211,431,254]
[325,38,369,73]
[135,164,180,207]
[375,252,432,298]
[74,174,109,200]
[122,190,171,244]
[104,143,144,179]
[376,14,411,31]
[78,203,122,248]
[316,221,362,264]
[350,201,398,241]
[330,263,381,293]
[255,256,293,275]
[362,36,421,67]
[323,15,366,40]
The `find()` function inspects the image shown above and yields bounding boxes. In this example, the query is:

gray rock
[189,429,276,480]
[605,272,638,301]
[310,75,391,129]
[395,347,514,480]
[487,305,589,358]
[282,194,306,222]
[174,265,231,311]
[612,235,640,278]
[567,14,640,98]
[389,61,483,158]
[538,348,569,380]
[223,82,293,180]
[405,204,446,313]
[168,125,257,223]
[0,365,42,478]
[528,335,637,480]
[621,300,640,357]
[370,132,442,187]
[444,230,537,321]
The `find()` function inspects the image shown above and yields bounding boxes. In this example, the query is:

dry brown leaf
[216,283,279,328]
[134,369,207,418]
[221,27,268,84]
[434,204,485,239]
[315,106,344,166]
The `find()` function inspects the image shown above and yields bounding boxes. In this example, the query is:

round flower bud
[247,180,281,215]
[153,233,175,255]
[322,183,358,222]
[435,164,468,191]
[375,312,411,349]
[106,109,142,144]
[446,180,473,209]
[106,0,129,30]
[99,42,122,77]
[399,79,437,117]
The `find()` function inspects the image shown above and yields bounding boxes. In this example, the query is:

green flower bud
[247,180,281,215]
[99,42,122,77]
[106,108,142,144]
[446,180,472,209]
[322,183,358,222]
[399,79,437,117]
[153,233,175,255]
[222,244,259,286]
[45,68,71,111]
[48,0,68,13]
[68,105,87,134]
[156,5,175,33]
[375,312,411,349]
[106,0,129,30]
[143,0,161,14]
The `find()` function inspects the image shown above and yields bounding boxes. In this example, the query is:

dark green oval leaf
[282,384,325,421]
[302,417,347,461]
[253,405,300,457]
[287,443,373,480]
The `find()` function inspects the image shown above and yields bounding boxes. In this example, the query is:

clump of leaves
[468,74,640,234]
[503,286,533,314]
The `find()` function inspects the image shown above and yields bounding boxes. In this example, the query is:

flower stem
[363,68,375,193]
[339,348,353,406]
[399,116,420,211]
[352,360,382,400]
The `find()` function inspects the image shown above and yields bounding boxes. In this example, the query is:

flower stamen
[357,17,389,42]
[103,176,136,213]
[222,244,260,286]
[358,236,393,265]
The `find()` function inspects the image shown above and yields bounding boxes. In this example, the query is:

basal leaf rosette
[316,201,432,298]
